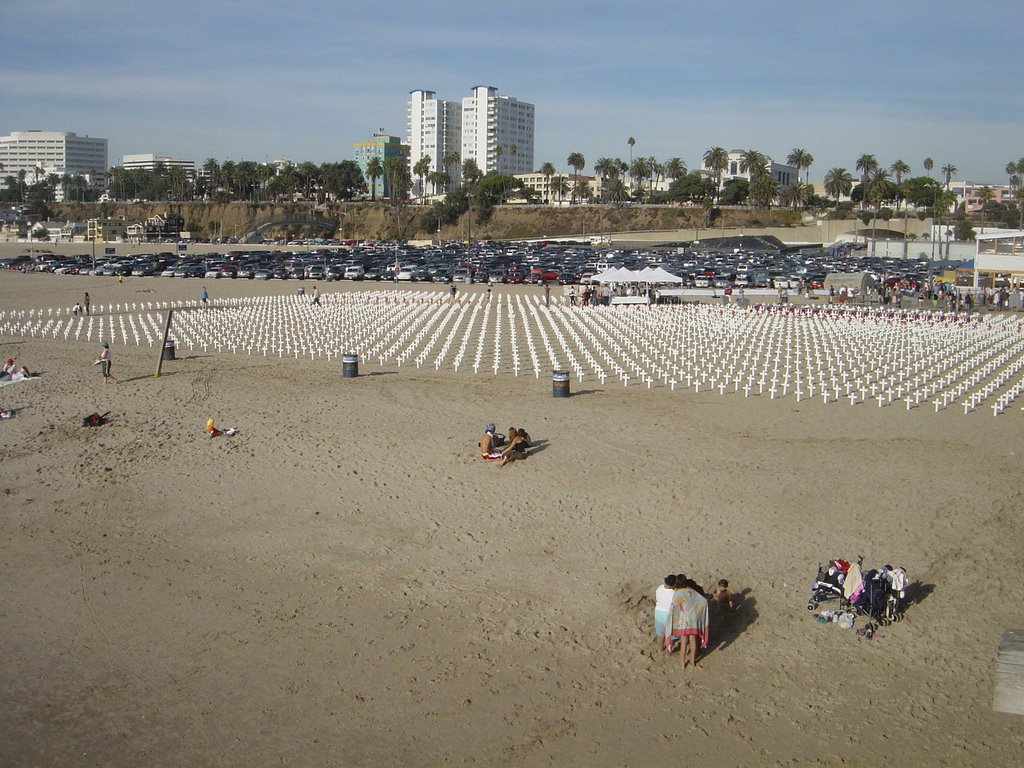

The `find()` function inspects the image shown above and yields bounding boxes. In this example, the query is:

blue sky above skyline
[2,1,1021,184]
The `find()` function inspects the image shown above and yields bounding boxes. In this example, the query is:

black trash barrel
[162,339,176,361]
[552,370,570,398]
[342,353,359,378]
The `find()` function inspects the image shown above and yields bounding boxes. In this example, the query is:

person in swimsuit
[479,423,503,460]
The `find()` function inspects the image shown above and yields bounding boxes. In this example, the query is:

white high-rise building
[407,90,462,197]
[406,85,534,197]
[0,130,108,189]
[461,86,534,178]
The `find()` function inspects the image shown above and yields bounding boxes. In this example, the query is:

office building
[352,133,407,199]
[0,130,108,189]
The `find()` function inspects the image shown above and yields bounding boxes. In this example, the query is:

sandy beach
[2,271,1023,767]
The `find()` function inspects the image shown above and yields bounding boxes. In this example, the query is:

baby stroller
[806,558,853,611]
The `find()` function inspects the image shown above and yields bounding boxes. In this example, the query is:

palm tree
[787,148,814,185]
[703,147,729,202]
[855,154,878,209]
[551,175,569,205]
[780,182,811,210]
[977,186,994,231]
[540,162,556,204]
[941,163,957,190]
[593,157,619,201]
[648,157,663,196]
[739,149,768,180]
[749,175,779,209]
[867,167,891,255]
[413,155,431,200]
[366,157,383,201]
[664,157,686,184]
[605,177,628,204]
[889,159,911,256]
[823,167,854,206]
[627,137,636,168]
[426,170,447,197]
[567,152,585,204]
[440,150,460,192]
[629,156,650,196]
[923,157,934,178]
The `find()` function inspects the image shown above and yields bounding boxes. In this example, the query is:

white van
[343,265,365,280]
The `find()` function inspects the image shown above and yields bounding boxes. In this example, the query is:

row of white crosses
[3,291,1024,416]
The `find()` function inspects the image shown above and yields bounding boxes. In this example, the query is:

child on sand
[710,579,734,611]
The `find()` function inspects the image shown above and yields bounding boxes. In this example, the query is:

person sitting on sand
[2,358,15,378]
[664,577,710,671]
[479,423,504,460]
[710,579,734,611]
[499,426,531,466]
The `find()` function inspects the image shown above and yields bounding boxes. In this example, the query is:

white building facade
[406,86,534,197]
[709,150,798,190]
[122,153,196,177]
[461,86,534,178]
[0,130,108,189]
[406,90,462,197]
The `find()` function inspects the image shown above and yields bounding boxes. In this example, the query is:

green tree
[866,167,891,255]
[665,171,716,204]
[426,170,448,197]
[855,154,878,209]
[780,181,812,210]
[567,152,586,203]
[749,175,779,209]
[923,157,934,177]
[442,151,460,192]
[823,167,853,206]
[629,156,650,197]
[540,161,557,203]
[786,148,814,185]
[627,136,636,167]
[461,158,482,187]
[977,186,994,230]
[941,163,957,190]
[739,149,768,180]
[663,157,686,183]
[413,155,432,200]
[551,175,569,204]
[720,178,749,206]
[703,146,729,202]
[366,157,383,201]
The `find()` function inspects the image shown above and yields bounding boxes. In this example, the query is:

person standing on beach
[96,341,118,384]
[84,292,91,315]
[311,285,321,306]
[544,282,551,308]
[200,285,208,308]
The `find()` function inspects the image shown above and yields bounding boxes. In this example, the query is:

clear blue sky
[2,0,1021,184]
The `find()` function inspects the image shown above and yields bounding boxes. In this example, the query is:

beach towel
[0,376,40,389]
[666,587,710,649]
[843,562,863,600]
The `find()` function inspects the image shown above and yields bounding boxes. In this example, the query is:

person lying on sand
[205,419,238,438]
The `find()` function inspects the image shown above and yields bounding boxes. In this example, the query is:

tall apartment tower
[461,86,534,178]
[407,90,462,198]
